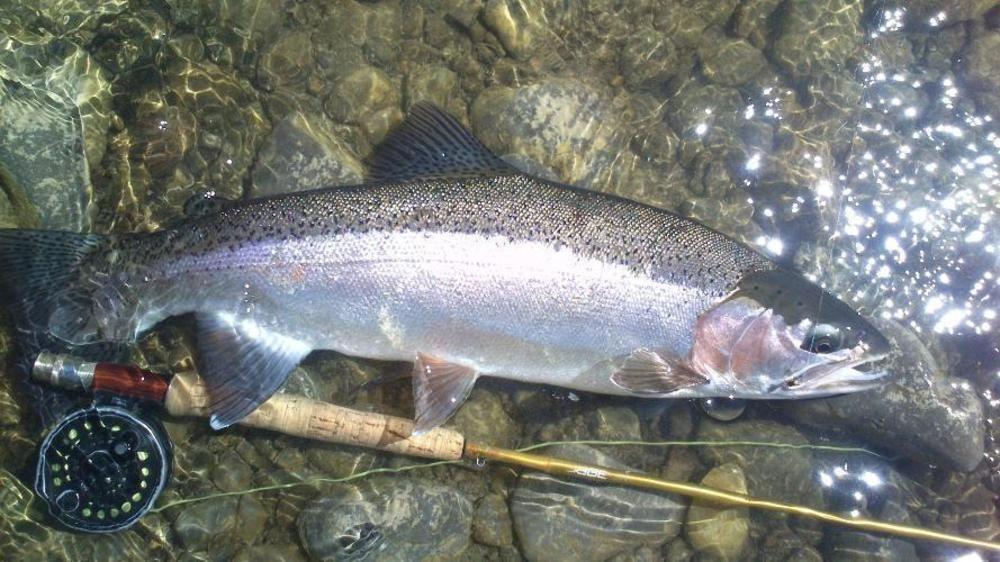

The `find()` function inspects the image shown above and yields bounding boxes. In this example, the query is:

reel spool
[34,404,171,533]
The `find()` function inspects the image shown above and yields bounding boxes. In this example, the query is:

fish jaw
[686,296,890,398]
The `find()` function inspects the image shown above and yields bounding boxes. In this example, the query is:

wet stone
[324,65,398,125]
[500,153,559,182]
[770,0,864,81]
[535,404,647,467]
[666,80,745,139]
[114,53,268,230]
[696,419,824,509]
[761,526,821,561]
[960,28,1000,116]
[510,444,685,562]
[360,105,404,146]
[869,34,916,70]
[0,35,111,231]
[918,24,967,75]
[173,496,268,553]
[684,0,740,26]
[0,192,14,230]
[782,320,986,472]
[621,27,681,92]
[403,64,462,114]
[472,493,513,547]
[652,5,709,49]
[169,0,286,51]
[233,544,307,562]
[0,164,39,229]
[699,38,768,87]
[362,3,402,66]
[470,79,622,186]
[732,0,784,48]
[684,463,749,561]
[822,530,918,561]
[481,0,552,61]
[664,539,694,561]
[256,31,315,91]
[0,377,18,429]
[906,0,998,24]
[250,111,364,197]
[448,388,519,450]
[297,477,473,562]
[306,445,380,478]
[630,121,680,169]
[210,450,253,493]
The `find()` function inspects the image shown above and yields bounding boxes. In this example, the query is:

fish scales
[116,175,773,396]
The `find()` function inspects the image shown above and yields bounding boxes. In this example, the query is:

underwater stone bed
[1,1,998,561]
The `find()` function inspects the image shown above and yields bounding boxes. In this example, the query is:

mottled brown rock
[685,463,750,561]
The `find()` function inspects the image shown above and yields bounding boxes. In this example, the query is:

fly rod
[32,352,1000,552]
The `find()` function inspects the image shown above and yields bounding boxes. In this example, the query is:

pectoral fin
[411,352,479,435]
[195,313,312,429]
[610,349,708,394]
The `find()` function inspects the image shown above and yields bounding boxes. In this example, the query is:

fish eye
[803,323,844,354]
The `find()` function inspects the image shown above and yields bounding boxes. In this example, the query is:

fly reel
[34,404,171,533]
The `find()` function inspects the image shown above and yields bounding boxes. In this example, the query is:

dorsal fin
[367,102,517,182]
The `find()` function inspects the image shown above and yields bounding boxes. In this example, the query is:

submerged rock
[696,419,824,509]
[770,0,863,80]
[470,79,622,186]
[257,30,315,91]
[685,463,749,561]
[324,65,398,125]
[699,38,768,87]
[472,493,513,547]
[823,532,918,561]
[481,0,555,61]
[297,477,473,562]
[0,33,111,231]
[959,28,1000,116]
[906,0,997,24]
[250,112,364,197]
[173,495,268,553]
[113,51,268,230]
[0,469,160,559]
[0,163,39,229]
[448,388,519,450]
[233,544,307,562]
[732,0,784,48]
[510,444,685,562]
[621,27,682,91]
[782,320,985,472]
[403,64,462,115]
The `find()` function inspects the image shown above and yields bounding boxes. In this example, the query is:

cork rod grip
[163,371,465,461]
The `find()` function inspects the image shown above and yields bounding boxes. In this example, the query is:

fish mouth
[767,346,891,395]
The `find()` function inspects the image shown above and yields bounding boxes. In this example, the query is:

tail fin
[0,229,112,365]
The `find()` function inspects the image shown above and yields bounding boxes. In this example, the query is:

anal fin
[196,313,312,429]
[610,349,708,394]
[411,352,478,435]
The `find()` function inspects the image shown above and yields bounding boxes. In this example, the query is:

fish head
[690,269,891,398]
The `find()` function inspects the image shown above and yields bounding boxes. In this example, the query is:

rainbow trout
[0,104,890,432]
